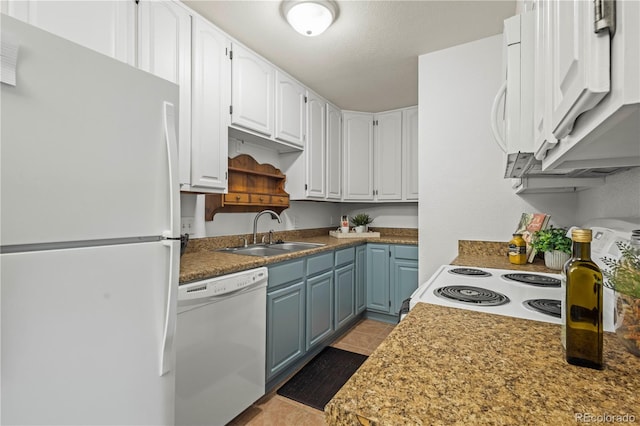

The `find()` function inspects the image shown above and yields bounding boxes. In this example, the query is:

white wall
[341,203,418,229]
[575,167,640,223]
[418,35,578,282]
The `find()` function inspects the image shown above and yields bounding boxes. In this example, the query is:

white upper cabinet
[326,103,342,200]
[2,0,135,65]
[402,107,419,201]
[343,112,374,201]
[305,91,326,198]
[189,16,231,192]
[537,0,639,171]
[231,43,274,137]
[547,0,610,141]
[283,95,342,201]
[275,71,306,148]
[532,0,556,154]
[138,0,193,190]
[342,107,417,203]
[374,111,403,201]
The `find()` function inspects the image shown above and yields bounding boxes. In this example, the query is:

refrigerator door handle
[162,101,180,239]
[159,239,179,376]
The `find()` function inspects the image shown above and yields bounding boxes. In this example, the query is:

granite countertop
[452,239,560,273]
[179,228,417,284]
[325,303,640,425]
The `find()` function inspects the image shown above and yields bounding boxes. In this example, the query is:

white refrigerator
[1,16,181,425]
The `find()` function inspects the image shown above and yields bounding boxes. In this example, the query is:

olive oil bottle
[564,229,603,370]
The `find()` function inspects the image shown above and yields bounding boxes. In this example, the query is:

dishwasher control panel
[178,267,268,302]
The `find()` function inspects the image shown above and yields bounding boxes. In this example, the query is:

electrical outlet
[181,217,195,234]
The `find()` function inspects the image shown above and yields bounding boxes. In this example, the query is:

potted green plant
[350,213,373,233]
[603,242,640,357]
[531,227,572,270]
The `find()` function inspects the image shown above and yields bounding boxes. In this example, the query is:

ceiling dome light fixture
[282,0,338,37]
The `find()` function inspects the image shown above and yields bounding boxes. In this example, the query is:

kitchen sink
[271,242,325,251]
[216,241,325,257]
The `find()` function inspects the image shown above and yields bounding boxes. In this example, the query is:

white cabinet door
[326,103,342,200]
[343,112,374,201]
[138,0,192,189]
[548,0,610,140]
[231,44,274,137]
[276,71,306,147]
[305,91,326,198]
[190,16,231,192]
[374,111,402,201]
[2,0,135,65]
[402,107,419,200]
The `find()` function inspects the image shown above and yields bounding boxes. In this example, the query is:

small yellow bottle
[508,233,527,265]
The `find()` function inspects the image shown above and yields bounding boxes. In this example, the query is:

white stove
[409,265,615,331]
[409,219,640,332]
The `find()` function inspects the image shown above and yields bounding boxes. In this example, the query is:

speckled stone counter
[179,227,417,284]
[452,240,559,273]
[325,303,640,425]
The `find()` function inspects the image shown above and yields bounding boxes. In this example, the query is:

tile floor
[227,318,395,426]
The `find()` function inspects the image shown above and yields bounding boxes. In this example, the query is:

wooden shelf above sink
[204,154,290,221]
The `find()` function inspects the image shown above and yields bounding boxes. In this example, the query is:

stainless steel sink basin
[272,242,325,251]
[216,241,325,257]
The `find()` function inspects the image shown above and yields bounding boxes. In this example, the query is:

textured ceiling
[183,0,516,112]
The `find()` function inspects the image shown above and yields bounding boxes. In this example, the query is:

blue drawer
[335,247,355,267]
[268,259,305,289]
[393,245,418,260]
[306,252,334,276]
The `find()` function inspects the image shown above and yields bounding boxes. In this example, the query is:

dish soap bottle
[564,228,603,370]
[508,233,527,265]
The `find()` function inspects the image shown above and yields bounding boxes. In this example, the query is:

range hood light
[283,0,338,37]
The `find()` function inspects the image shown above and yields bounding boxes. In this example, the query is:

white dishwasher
[175,267,268,426]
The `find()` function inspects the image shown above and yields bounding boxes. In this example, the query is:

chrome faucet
[253,210,282,244]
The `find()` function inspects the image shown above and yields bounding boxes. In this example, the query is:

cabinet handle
[259,197,264,202]
[490,81,508,153]
[236,195,241,201]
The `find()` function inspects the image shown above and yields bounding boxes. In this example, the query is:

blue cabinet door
[366,244,390,313]
[306,270,334,350]
[355,245,366,314]
[266,281,305,380]
[391,245,418,315]
[334,263,355,330]
[391,258,418,315]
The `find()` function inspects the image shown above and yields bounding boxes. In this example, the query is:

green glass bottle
[564,229,603,370]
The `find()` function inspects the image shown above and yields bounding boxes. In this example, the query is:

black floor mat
[276,346,368,411]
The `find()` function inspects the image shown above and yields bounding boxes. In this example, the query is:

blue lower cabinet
[306,270,334,350]
[391,259,418,315]
[366,244,391,313]
[355,245,366,314]
[266,245,372,386]
[334,263,355,330]
[366,244,418,316]
[266,281,305,380]
[391,245,419,315]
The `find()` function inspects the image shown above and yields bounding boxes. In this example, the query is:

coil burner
[523,299,561,318]
[447,268,492,277]
[502,273,561,287]
[434,285,509,306]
